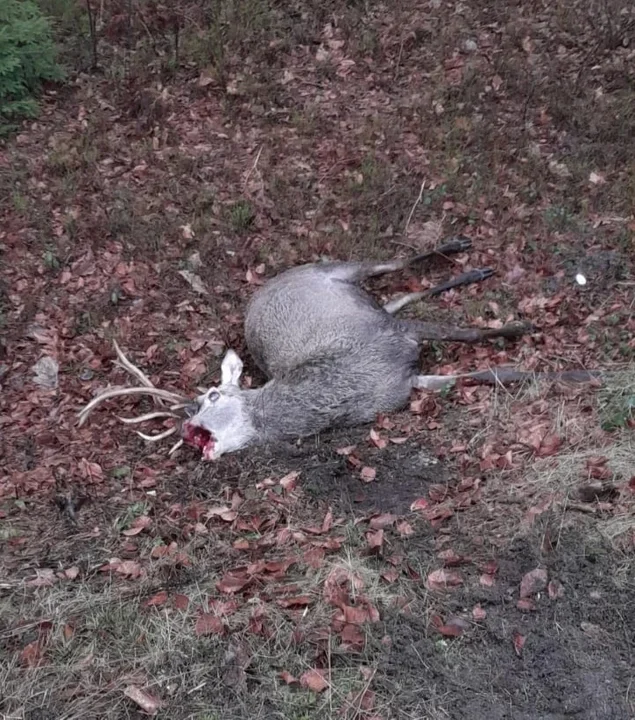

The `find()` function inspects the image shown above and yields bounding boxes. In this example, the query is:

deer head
[77,343,255,461]
[180,349,256,460]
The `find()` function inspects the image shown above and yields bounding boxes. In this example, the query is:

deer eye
[207,390,221,403]
[184,402,199,418]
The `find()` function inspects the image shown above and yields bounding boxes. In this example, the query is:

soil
[183,419,448,515]
[377,527,634,720]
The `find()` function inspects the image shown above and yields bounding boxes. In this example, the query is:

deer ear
[220,349,243,387]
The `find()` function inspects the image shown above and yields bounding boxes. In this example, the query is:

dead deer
[78,238,599,460]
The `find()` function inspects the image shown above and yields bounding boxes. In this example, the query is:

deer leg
[414,367,601,390]
[401,319,532,344]
[327,236,472,283]
[384,267,494,314]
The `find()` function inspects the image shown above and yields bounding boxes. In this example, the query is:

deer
[77,237,600,461]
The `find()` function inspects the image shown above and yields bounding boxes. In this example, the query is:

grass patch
[228,199,255,233]
[599,369,635,431]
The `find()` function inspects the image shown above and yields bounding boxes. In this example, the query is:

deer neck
[243,378,332,443]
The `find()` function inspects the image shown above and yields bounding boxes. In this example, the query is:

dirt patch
[180,420,448,516]
[375,525,634,720]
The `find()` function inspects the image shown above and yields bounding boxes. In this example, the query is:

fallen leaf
[437,549,467,566]
[434,622,464,637]
[426,569,463,590]
[395,520,414,536]
[369,428,387,449]
[20,640,44,668]
[537,433,562,458]
[381,569,400,583]
[180,223,195,239]
[173,594,189,611]
[519,568,548,598]
[513,632,526,656]
[144,591,168,608]
[114,560,143,579]
[99,559,143,579]
[303,547,326,568]
[410,497,429,511]
[216,573,250,594]
[516,598,536,612]
[360,466,376,483]
[278,595,312,608]
[63,566,80,580]
[122,515,152,536]
[322,509,333,532]
[366,529,384,549]
[123,685,162,715]
[208,599,239,616]
[205,506,237,522]
[198,68,216,87]
[548,580,565,599]
[178,270,208,295]
[369,513,396,529]
[341,604,375,624]
[32,356,59,389]
[195,614,225,636]
[340,622,365,648]
[300,668,329,693]
[279,471,300,491]
[357,688,376,711]
[472,604,487,621]
[26,569,56,587]
[279,670,298,685]
[336,445,356,455]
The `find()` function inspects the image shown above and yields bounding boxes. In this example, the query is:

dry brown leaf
[519,568,548,598]
[426,569,463,590]
[300,668,329,693]
[366,528,384,549]
[360,466,376,483]
[195,613,225,636]
[279,670,298,685]
[369,513,396,529]
[144,591,168,608]
[123,685,162,715]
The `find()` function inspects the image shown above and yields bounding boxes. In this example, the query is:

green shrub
[0,0,63,127]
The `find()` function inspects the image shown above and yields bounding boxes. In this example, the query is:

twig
[389,239,421,251]
[243,145,263,188]
[394,36,405,80]
[403,178,426,238]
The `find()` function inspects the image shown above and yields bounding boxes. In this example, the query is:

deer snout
[181,419,217,460]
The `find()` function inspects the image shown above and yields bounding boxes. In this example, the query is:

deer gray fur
[180,237,600,461]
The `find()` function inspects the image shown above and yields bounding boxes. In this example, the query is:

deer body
[179,239,529,460]
[79,238,599,461]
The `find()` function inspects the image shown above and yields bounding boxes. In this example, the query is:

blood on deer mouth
[182,422,216,460]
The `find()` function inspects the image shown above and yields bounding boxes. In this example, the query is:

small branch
[403,178,426,238]
[243,145,263,188]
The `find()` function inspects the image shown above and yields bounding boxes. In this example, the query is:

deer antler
[77,386,187,427]
[77,343,192,452]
